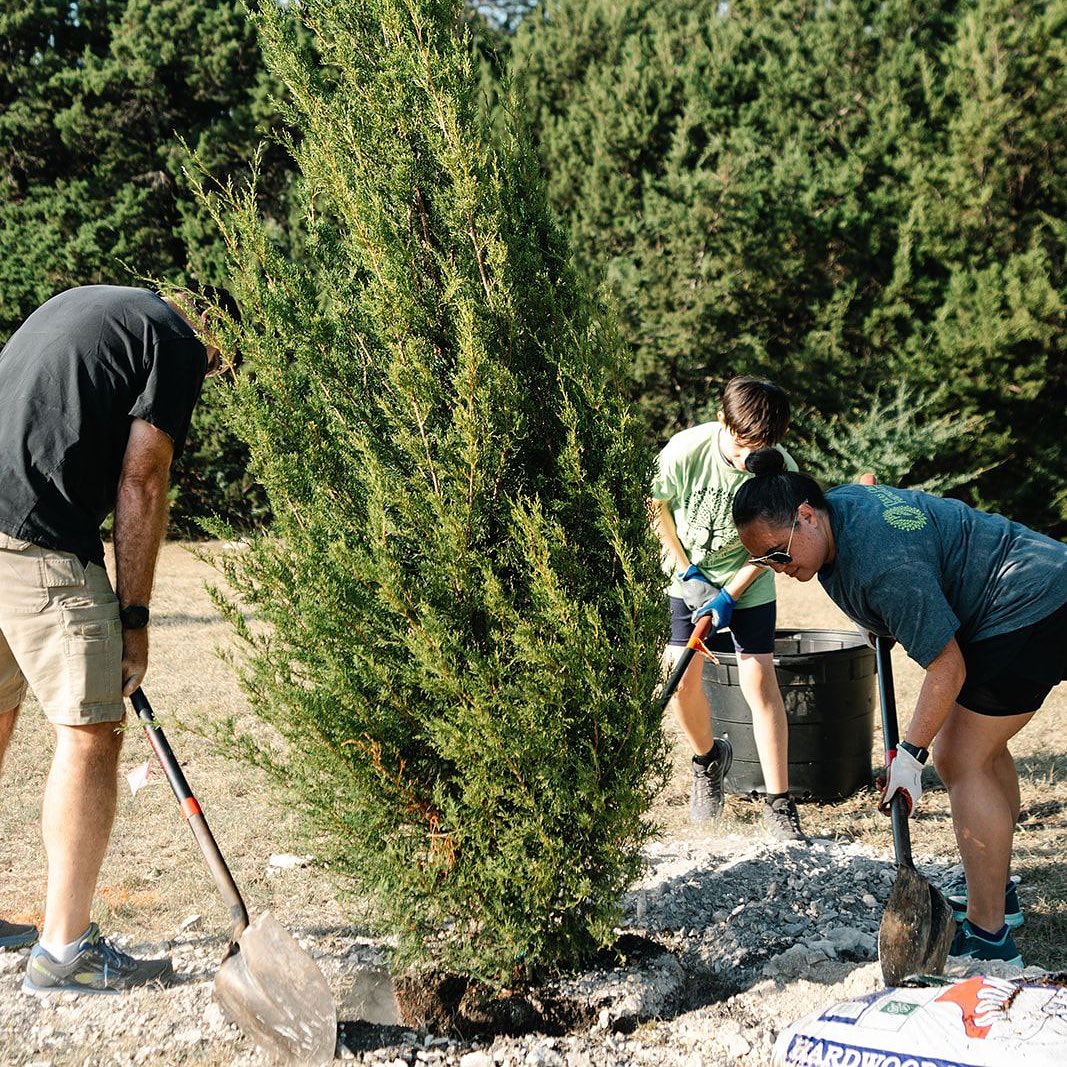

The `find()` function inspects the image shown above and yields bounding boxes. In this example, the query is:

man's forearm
[113,474,170,608]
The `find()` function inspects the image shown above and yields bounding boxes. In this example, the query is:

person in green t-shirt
[651,376,804,840]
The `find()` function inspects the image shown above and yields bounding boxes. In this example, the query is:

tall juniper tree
[203,0,668,982]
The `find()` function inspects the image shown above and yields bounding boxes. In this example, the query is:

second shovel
[874,637,956,985]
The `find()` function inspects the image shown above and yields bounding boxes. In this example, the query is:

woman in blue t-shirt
[731,449,1067,969]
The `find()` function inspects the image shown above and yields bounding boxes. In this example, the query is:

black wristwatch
[898,739,929,765]
[119,604,150,630]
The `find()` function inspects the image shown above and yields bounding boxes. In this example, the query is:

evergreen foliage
[0,0,294,531]
[472,2,539,34]
[0,0,293,333]
[204,0,668,982]
[510,0,1066,534]
[792,383,992,493]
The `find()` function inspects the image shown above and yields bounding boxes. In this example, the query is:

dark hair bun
[745,448,786,476]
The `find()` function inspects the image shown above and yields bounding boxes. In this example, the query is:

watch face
[121,605,150,629]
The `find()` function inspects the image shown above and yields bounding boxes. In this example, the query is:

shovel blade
[214,912,337,1066]
[919,881,957,975]
[879,865,956,986]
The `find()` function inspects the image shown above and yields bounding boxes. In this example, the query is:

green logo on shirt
[864,486,928,532]
[883,505,927,531]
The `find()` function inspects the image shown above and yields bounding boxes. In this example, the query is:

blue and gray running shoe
[949,919,1024,967]
[0,919,38,951]
[22,923,173,995]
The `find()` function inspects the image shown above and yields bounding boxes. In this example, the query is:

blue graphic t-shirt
[819,484,1067,667]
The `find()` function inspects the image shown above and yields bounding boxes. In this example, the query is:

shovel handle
[874,638,914,869]
[130,688,250,941]
[656,614,713,713]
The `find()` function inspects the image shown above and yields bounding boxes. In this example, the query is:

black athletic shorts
[668,596,776,656]
[956,599,1067,716]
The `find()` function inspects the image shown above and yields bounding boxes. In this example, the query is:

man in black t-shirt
[0,286,222,992]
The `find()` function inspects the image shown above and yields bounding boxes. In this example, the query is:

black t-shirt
[0,285,207,563]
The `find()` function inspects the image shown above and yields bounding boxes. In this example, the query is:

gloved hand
[677,564,715,611]
[877,746,924,816]
[693,588,735,631]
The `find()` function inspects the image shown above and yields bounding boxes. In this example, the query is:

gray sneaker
[763,796,806,842]
[22,923,173,995]
[691,738,733,824]
[0,919,38,951]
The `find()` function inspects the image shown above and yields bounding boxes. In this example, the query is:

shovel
[873,639,956,985]
[130,688,342,1064]
[656,614,717,713]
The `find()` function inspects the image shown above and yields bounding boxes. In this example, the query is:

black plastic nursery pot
[702,628,876,801]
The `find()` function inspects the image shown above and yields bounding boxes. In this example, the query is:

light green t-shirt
[651,421,798,608]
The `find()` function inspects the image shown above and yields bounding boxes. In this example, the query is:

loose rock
[0,836,1024,1065]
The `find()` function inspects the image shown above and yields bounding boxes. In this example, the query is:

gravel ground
[0,832,1036,1067]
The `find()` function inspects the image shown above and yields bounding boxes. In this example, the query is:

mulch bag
[772,972,1067,1067]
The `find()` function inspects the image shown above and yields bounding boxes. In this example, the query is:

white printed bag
[773,974,1067,1067]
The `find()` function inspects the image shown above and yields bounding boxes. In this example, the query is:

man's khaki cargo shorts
[0,532,124,725]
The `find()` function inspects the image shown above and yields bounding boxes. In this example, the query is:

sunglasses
[748,503,805,568]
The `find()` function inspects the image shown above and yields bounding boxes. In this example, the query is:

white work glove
[677,564,717,612]
[878,746,924,816]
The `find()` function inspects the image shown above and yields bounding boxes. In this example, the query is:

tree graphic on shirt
[678,486,741,564]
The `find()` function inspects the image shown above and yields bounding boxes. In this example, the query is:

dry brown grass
[0,541,348,946]
[0,542,1063,970]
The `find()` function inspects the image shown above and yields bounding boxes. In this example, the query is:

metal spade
[130,688,341,1064]
[873,639,956,986]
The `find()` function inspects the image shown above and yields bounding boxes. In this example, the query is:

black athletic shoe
[0,919,37,951]
[763,796,806,842]
[691,738,733,825]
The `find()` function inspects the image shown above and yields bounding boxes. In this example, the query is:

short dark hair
[721,376,790,446]
[732,448,827,530]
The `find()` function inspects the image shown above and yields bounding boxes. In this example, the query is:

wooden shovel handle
[130,688,250,940]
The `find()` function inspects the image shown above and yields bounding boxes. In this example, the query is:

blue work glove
[693,588,735,631]
[877,746,924,816]
[677,564,716,611]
